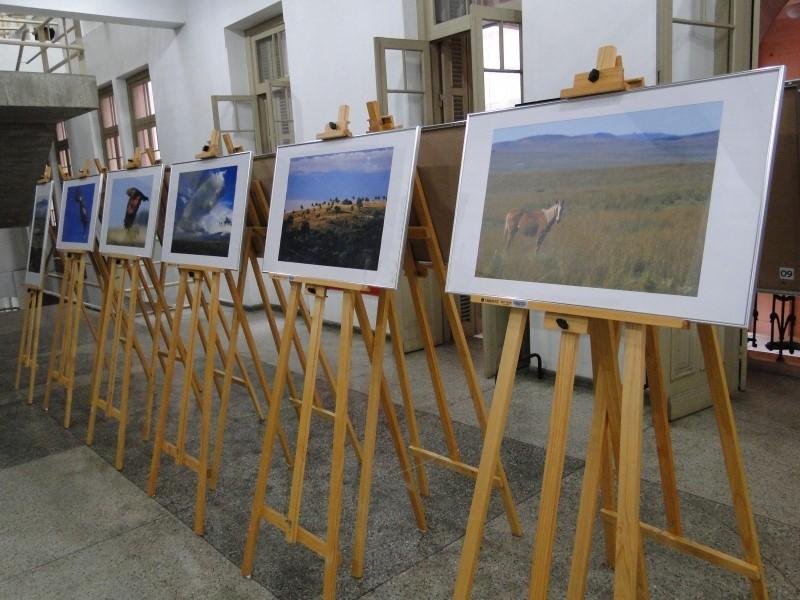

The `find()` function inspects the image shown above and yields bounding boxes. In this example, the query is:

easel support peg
[196,130,222,159]
[316,105,352,140]
[37,165,52,184]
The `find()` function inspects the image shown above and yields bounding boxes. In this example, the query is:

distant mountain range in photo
[490,130,721,172]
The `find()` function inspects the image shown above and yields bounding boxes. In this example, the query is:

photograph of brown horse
[475,101,723,296]
[503,199,564,251]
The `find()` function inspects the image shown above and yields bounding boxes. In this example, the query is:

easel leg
[453,308,527,599]
[104,261,128,417]
[63,255,86,428]
[176,276,204,465]
[15,289,32,390]
[195,270,221,535]
[28,290,44,405]
[43,254,72,412]
[143,261,165,440]
[87,259,119,446]
[322,290,357,599]
[645,325,682,535]
[353,294,428,538]
[403,249,460,458]
[352,292,408,578]
[241,282,302,576]
[613,323,647,600]
[566,318,617,598]
[147,271,189,497]
[697,324,768,600]
[115,261,140,470]
[286,286,327,543]
[528,323,584,600]
[386,293,430,495]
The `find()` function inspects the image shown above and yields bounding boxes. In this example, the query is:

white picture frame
[161,152,252,270]
[446,67,785,328]
[99,165,165,258]
[264,127,421,289]
[24,181,54,289]
[56,174,104,252]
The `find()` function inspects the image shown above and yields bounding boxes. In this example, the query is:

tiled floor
[1,304,798,599]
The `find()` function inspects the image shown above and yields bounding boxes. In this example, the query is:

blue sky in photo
[492,101,724,143]
[107,173,154,227]
[61,182,96,243]
[285,147,393,212]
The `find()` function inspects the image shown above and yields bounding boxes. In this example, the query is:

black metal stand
[765,294,799,361]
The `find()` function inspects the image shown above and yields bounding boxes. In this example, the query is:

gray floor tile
[0,516,277,600]
[0,401,81,468]
[0,446,165,579]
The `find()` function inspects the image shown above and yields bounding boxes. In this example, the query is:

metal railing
[0,14,85,74]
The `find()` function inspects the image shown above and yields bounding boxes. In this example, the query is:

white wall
[522,1,657,102]
[283,0,411,143]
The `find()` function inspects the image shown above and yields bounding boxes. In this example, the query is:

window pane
[146,81,156,116]
[482,21,501,70]
[388,92,423,127]
[256,30,286,82]
[484,71,521,111]
[149,126,159,152]
[672,22,730,82]
[131,83,149,119]
[236,101,255,131]
[435,0,468,24]
[404,50,424,92]
[385,49,404,90]
[233,131,257,153]
[100,95,114,128]
[503,23,521,70]
[271,85,294,146]
[217,100,237,130]
[673,0,730,23]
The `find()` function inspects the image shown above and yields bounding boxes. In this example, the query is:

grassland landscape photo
[171,165,238,257]
[61,182,96,244]
[475,101,724,296]
[278,146,394,271]
[105,174,154,248]
[27,195,49,273]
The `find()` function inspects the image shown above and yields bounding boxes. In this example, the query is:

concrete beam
[0,72,98,122]
[0,71,98,228]
[0,0,185,29]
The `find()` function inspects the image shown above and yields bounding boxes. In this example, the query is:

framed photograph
[161,152,252,270]
[264,127,421,289]
[446,67,785,327]
[24,181,54,289]
[56,174,103,252]
[99,165,165,258]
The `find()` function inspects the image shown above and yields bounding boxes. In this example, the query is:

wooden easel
[347,105,523,577]
[241,279,427,599]
[147,135,290,535]
[42,161,102,428]
[15,167,52,405]
[86,255,146,469]
[241,117,429,598]
[452,51,769,599]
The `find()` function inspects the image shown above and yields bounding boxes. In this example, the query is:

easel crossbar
[599,509,761,580]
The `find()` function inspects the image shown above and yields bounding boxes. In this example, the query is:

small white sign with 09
[778,267,795,281]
